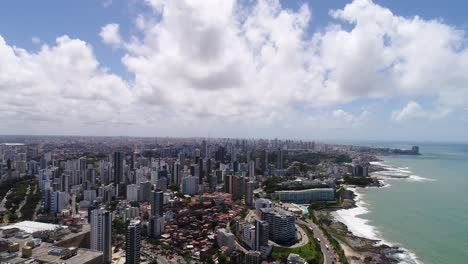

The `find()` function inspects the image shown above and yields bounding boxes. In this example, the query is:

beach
[318,160,425,264]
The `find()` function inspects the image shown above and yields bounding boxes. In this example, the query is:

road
[297,218,340,264]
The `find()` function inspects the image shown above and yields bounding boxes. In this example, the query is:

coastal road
[298,218,339,264]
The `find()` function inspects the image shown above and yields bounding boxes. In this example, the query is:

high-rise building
[255,220,269,251]
[245,181,254,207]
[245,251,261,264]
[201,140,207,159]
[151,190,163,217]
[260,207,296,244]
[249,160,255,179]
[50,191,66,214]
[149,216,165,238]
[276,148,283,169]
[126,184,139,202]
[198,158,203,184]
[126,219,141,264]
[113,151,124,185]
[90,209,112,263]
[138,181,152,202]
[215,146,225,162]
[181,175,199,195]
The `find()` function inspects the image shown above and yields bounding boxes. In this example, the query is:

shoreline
[317,161,422,264]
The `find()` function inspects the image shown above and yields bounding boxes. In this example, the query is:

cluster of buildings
[0,220,102,264]
[0,134,411,263]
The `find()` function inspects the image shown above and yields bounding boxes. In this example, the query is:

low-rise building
[275,188,335,203]
[255,198,273,217]
[287,253,308,264]
[245,251,261,264]
[216,228,235,254]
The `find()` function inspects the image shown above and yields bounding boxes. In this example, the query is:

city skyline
[1,0,468,141]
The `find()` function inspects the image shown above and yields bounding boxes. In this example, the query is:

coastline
[316,160,422,264]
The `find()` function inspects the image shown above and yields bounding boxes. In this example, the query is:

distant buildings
[113,151,124,185]
[352,164,369,177]
[126,184,139,202]
[126,219,141,264]
[276,148,283,169]
[276,188,335,203]
[90,209,112,263]
[138,181,152,202]
[181,175,199,195]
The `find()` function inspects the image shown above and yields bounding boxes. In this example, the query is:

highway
[297,218,339,264]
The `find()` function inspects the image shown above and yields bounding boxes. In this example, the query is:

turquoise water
[357,143,468,264]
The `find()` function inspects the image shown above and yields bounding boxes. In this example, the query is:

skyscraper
[201,139,207,159]
[90,209,112,263]
[151,190,163,217]
[255,220,269,251]
[113,151,124,185]
[276,148,283,169]
[248,160,255,179]
[126,219,141,264]
[245,181,254,207]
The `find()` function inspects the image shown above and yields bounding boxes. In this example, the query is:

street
[297,218,340,264]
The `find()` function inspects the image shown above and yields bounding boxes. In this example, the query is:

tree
[112,218,126,236]
[218,252,227,264]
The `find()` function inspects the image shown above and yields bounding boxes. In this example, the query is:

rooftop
[0,221,66,233]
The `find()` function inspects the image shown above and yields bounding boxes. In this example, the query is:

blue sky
[0,0,467,141]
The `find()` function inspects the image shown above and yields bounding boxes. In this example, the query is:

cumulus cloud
[114,0,468,120]
[99,23,122,47]
[0,35,133,126]
[391,101,450,122]
[2,0,468,136]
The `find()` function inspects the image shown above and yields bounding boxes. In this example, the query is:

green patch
[271,224,322,264]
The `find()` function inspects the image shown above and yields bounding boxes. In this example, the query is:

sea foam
[335,161,425,264]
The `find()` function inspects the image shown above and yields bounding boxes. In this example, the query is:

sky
[0,0,467,142]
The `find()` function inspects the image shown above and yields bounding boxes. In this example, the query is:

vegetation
[106,200,119,212]
[263,176,291,193]
[2,177,37,223]
[113,218,126,235]
[129,201,140,208]
[308,200,340,210]
[343,175,375,186]
[168,184,180,192]
[20,181,41,220]
[308,209,349,264]
[0,177,34,201]
[288,152,351,165]
[271,224,322,263]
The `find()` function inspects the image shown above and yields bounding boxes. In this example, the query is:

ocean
[334,142,468,264]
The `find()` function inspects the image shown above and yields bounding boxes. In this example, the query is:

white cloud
[391,101,450,122]
[0,35,134,126]
[31,37,41,44]
[113,0,468,121]
[102,0,113,8]
[99,23,122,47]
[2,0,468,137]
[332,109,370,126]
